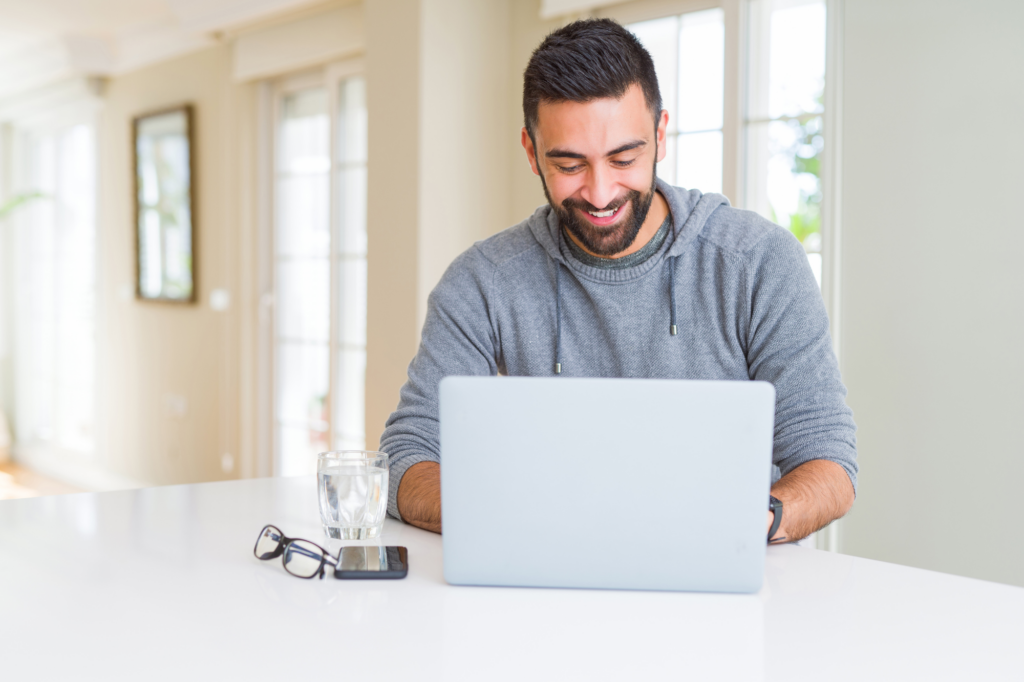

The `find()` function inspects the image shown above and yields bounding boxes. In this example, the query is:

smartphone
[334,546,408,579]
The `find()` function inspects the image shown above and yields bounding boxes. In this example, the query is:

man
[381,19,856,543]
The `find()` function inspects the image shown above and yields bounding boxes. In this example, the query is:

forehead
[534,84,653,154]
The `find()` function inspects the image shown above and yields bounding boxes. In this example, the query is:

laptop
[439,376,776,593]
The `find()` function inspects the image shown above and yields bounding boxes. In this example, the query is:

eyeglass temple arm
[288,542,339,565]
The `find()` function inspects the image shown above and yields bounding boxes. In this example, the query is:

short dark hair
[523,18,662,138]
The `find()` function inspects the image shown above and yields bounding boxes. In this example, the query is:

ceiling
[0,0,333,99]
[0,0,168,40]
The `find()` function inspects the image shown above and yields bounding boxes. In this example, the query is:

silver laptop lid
[439,377,775,593]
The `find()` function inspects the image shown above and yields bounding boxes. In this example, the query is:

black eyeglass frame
[254,524,338,580]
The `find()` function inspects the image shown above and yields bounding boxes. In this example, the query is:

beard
[541,162,658,257]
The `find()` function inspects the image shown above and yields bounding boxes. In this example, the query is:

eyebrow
[545,139,647,160]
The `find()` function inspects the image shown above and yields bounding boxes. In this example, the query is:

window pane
[334,73,368,452]
[337,167,367,255]
[655,133,679,184]
[747,116,823,251]
[276,174,329,257]
[769,1,825,118]
[657,134,677,186]
[630,9,725,191]
[748,0,826,120]
[276,341,329,427]
[278,423,327,477]
[54,125,96,451]
[273,74,368,471]
[338,77,367,164]
[13,125,96,453]
[337,258,367,347]
[333,348,366,449]
[277,258,329,342]
[677,130,723,194]
[678,9,724,133]
[279,88,330,174]
[628,16,678,132]
[276,85,332,476]
[746,0,826,287]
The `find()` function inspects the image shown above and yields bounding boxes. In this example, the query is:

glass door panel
[272,68,368,474]
[745,0,827,286]
[276,86,331,475]
[333,75,368,451]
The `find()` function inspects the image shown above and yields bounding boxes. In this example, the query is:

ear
[655,110,669,163]
[521,127,540,176]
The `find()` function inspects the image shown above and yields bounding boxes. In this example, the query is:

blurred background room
[0,0,1021,587]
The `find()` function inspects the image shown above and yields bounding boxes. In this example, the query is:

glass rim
[316,449,388,460]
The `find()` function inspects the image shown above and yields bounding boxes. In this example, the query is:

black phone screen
[334,546,408,579]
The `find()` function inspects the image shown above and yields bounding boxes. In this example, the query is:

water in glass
[318,459,388,539]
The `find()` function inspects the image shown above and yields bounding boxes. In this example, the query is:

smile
[580,202,627,227]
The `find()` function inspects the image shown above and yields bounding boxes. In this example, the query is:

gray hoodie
[381,178,857,520]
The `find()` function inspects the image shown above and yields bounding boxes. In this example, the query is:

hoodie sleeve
[744,228,858,492]
[379,246,499,520]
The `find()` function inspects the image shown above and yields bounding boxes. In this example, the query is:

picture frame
[132,104,197,303]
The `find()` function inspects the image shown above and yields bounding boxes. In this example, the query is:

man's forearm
[768,459,854,543]
[396,461,442,534]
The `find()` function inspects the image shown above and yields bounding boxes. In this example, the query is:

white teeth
[588,208,616,218]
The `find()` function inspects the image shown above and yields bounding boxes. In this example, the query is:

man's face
[522,84,668,256]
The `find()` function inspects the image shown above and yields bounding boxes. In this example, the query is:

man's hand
[767,459,854,544]
[396,461,442,534]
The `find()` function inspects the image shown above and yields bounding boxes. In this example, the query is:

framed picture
[133,104,196,303]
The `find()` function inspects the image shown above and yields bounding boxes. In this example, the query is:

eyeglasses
[254,524,337,579]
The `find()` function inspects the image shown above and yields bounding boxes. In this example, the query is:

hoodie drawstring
[554,262,563,374]
[669,256,678,336]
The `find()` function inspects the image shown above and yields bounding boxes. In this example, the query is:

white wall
[839,0,1024,586]
[96,46,252,486]
[419,0,512,328]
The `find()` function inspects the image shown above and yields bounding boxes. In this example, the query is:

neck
[566,190,669,259]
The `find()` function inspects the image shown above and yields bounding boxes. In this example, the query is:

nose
[579,164,618,210]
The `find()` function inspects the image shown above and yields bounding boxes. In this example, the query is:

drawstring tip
[554,362,562,374]
[670,324,678,336]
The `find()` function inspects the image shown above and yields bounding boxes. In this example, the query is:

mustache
[561,194,633,213]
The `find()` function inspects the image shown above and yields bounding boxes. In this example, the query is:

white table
[1,477,1021,681]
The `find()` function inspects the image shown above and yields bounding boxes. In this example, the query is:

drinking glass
[317,450,389,539]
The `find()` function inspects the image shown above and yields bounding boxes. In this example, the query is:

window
[745,0,827,286]
[272,64,367,476]
[10,123,97,454]
[629,8,725,193]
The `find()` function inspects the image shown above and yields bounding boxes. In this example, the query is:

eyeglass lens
[255,526,284,559]
[284,540,326,578]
